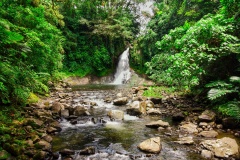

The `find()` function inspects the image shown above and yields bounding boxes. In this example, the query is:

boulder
[25,118,44,129]
[33,151,47,160]
[149,97,162,104]
[35,140,51,151]
[73,106,88,116]
[127,101,146,116]
[146,120,170,128]
[107,110,124,120]
[61,109,70,118]
[180,122,198,134]
[201,150,213,159]
[147,108,161,115]
[172,112,185,121]
[199,122,208,127]
[198,110,216,122]
[146,100,154,109]
[52,102,64,114]
[59,149,75,156]
[175,136,194,145]
[113,97,128,105]
[222,117,240,129]
[199,130,218,138]
[79,146,95,155]
[42,135,53,143]
[47,126,60,134]
[138,137,161,153]
[200,137,239,158]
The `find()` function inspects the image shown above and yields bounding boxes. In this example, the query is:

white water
[112,48,131,84]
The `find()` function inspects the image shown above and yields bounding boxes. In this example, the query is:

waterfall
[112,48,131,84]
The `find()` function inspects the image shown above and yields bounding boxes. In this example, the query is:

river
[52,84,204,160]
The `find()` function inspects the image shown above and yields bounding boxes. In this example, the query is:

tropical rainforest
[0,0,239,157]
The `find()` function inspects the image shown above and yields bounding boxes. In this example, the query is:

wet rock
[35,140,51,151]
[73,106,88,116]
[79,146,95,155]
[61,109,70,118]
[52,152,60,159]
[198,110,216,122]
[58,93,68,98]
[104,97,112,103]
[3,143,23,157]
[146,108,161,115]
[116,92,123,97]
[52,102,64,114]
[180,122,198,134]
[59,149,75,156]
[47,126,60,133]
[127,101,146,116]
[149,97,162,104]
[216,124,223,129]
[33,151,47,160]
[199,130,218,138]
[199,122,208,127]
[70,120,78,125]
[222,117,240,129]
[146,120,170,128]
[107,110,124,120]
[201,150,213,159]
[175,136,194,145]
[34,110,52,118]
[26,139,34,147]
[200,137,239,158]
[24,118,44,129]
[42,135,53,143]
[172,112,185,121]
[138,137,161,153]
[146,100,154,109]
[65,115,78,120]
[113,97,128,105]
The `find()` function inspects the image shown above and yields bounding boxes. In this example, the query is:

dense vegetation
[0,0,64,104]
[134,0,240,120]
[0,0,239,132]
[61,0,140,77]
[0,0,239,159]
[0,0,140,104]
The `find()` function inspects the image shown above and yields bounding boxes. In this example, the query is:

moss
[0,150,11,160]
[27,93,39,104]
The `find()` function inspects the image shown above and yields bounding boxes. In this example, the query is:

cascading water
[112,48,131,84]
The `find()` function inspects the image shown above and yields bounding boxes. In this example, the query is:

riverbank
[0,81,239,160]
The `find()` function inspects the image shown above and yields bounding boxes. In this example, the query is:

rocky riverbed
[1,81,239,160]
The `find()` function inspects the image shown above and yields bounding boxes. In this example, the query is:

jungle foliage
[0,0,64,104]
[0,0,139,104]
[141,0,240,120]
[60,0,140,77]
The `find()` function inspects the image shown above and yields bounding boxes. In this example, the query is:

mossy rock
[16,154,29,160]
[33,151,47,160]
[0,150,10,160]
[27,93,39,104]
[3,143,24,157]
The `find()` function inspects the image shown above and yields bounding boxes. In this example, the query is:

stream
[50,45,240,160]
[52,84,203,160]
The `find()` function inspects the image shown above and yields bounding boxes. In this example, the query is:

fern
[205,80,232,88]
[208,88,236,100]
[218,101,240,121]
[230,76,240,83]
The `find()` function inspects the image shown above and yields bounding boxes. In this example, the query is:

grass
[143,86,180,98]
